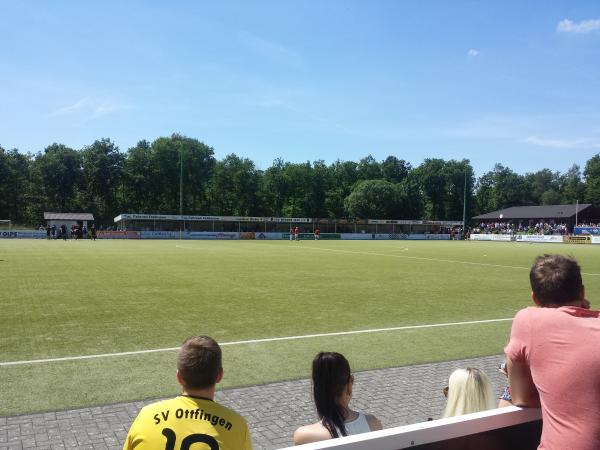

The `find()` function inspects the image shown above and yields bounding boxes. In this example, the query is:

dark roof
[473,204,591,220]
[44,212,95,221]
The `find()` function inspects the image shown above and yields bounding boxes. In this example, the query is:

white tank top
[340,412,371,435]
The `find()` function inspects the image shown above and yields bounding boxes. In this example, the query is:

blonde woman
[443,367,496,417]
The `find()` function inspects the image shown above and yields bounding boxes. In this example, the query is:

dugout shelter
[44,212,95,231]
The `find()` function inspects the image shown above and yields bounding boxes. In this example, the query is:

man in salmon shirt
[505,254,600,449]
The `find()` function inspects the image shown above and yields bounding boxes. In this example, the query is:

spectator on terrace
[123,336,252,450]
[496,362,513,408]
[293,352,382,445]
[442,368,496,417]
[505,254,600,449]
[473,220,568,236]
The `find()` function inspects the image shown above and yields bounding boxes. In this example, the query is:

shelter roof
[44,212,95,221]
[473,204,591,220]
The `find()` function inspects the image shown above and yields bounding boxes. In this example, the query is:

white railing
[279,406,542,450]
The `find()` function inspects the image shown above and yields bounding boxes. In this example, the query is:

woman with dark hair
[293,352,382,445]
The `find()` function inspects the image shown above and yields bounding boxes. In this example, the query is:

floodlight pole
[575,199,579,229]
[179,146,183,240]
[462,169,467,239]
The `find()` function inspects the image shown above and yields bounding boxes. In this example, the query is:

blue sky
[1,0,599,176]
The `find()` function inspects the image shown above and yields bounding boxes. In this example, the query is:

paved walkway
[1,354,506,450]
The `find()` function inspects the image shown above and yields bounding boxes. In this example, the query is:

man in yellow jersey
[123,336,253,450]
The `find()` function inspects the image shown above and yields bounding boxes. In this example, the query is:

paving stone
[0,355,506,449]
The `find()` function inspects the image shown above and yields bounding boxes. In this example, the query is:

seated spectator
[123,336,252,450]
[443,367,496,417]
[505,254,600,449]
[496,362,513,408]
[293,352,382,445]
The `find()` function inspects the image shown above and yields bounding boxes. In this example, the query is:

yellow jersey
[123,395,252,450]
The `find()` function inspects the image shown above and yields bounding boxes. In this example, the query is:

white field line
[0,318,512,367]
[288,245,600,276]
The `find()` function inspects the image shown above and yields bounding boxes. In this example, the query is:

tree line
[1,133,600,226]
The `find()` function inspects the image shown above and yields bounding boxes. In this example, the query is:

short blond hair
[443,367,496,418]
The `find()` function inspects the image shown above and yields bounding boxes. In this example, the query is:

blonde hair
[443,367,496,418]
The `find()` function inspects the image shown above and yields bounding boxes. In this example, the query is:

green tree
[324,160,359,217]
[344,179,399,218]
[208,154,260,216]
[381,156,410,183]
[412,159,446,219]
[559,164,585,204]
[442,159,475,220]
[396,174,423,219]
[0,147,32,224]
[123,140,154,213]
[144,134,215,215]
[474,164,526,213]
[523,169,560,205]
[475,172,494,215]
[584,154,600,206]
[80,138,124,222]
[279,162,314,217]
[309,160,333,217]
[33,143,82,213]
[357,155,381,180]
[261,158,291,216]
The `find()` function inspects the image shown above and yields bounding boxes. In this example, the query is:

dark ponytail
[312,352,352,438]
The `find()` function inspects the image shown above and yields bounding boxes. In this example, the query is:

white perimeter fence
[470,233,600,245]
[0,230,453,240]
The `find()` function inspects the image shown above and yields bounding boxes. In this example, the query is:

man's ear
[176,370,184,387]
[215,367,224,384]
[531,291,542,306]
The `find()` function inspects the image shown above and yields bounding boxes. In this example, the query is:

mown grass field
[2,239,600,415]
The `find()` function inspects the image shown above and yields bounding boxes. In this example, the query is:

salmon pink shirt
[505,306,600,450]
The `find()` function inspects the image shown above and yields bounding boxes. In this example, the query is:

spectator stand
[113,213,462,238]
[472,203,597,235]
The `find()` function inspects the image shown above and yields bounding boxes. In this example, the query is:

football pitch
[2,239,600,416]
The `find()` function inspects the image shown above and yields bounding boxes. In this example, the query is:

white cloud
[91,103,123,119]
[467,48,479,57]
[524,136,600,149]
[48,97,129,120]
[48,97,91,116]
[557,19,600,34]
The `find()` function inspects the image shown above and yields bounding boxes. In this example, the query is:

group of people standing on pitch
[288,226,321,241]
[123,254,600,449]
[44,223,97,240]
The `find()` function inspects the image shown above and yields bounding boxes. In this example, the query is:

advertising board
[418,233,450,241]
[574,227,600,236]
[97,231,141,239]
[470,234,493,241]
[140,231,239,239]
[564,235,591,244]
[470,234,514,242]
[515,235,563,243]
[0,230,46,239]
